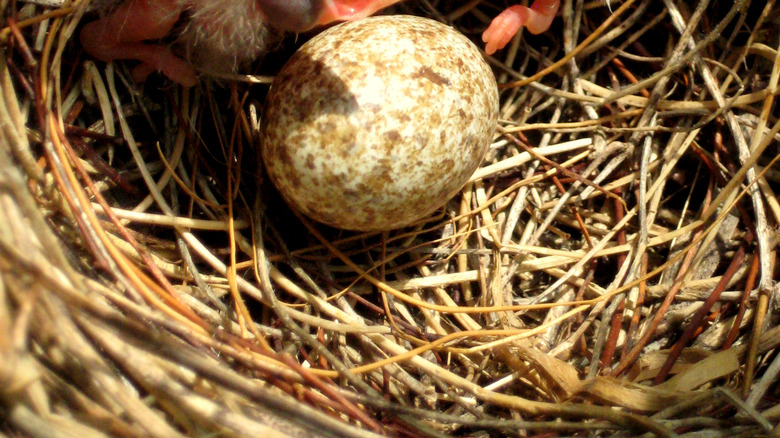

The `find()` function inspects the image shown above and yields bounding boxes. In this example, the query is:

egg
[261,15,498,231]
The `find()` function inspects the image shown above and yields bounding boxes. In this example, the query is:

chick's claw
[482,0,560,55]
[80,0,199,86]
[123,45,197,86]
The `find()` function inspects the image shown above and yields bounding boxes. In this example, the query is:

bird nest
[2,0,780,436]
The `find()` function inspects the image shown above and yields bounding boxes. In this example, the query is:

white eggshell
[261,15,498,231]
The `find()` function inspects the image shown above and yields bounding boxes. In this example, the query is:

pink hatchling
[80,0,560,86]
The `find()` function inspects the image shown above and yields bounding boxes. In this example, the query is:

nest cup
[1,1,779,437]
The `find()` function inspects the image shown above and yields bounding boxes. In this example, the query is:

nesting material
[3,1,780,437]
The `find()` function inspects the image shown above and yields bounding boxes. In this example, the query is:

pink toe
[481,1,560,54]
[482,8,526,54]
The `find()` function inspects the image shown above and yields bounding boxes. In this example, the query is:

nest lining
[1,0,780,437]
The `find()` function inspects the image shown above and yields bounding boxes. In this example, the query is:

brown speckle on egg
[261,15,498,231]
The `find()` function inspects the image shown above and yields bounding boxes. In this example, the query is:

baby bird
[80,0,560,86]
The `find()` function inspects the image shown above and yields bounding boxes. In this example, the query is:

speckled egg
[261,15,498,231]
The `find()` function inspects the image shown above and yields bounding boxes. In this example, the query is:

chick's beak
[317,0,403,24]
